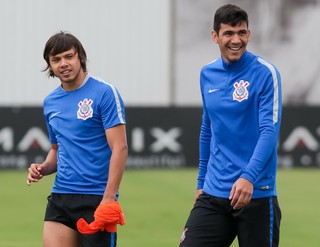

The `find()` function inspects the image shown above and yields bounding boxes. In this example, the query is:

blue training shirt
[43,74,126,195]
[197,51,282,199]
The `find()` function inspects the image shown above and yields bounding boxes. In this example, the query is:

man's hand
[229,178,253,209]
[194,189,203,205]
[26,164,44,186]
[77,201,125,234]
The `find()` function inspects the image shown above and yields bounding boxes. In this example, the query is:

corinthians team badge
[77,98,94,120]
[233,80,250,102]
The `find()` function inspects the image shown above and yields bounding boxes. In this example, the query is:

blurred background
[1,0,320,169]
[1,1,320,246]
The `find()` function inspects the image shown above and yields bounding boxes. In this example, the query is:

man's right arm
[27,144,58,185]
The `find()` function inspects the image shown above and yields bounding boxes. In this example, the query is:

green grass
[0,168,319,246]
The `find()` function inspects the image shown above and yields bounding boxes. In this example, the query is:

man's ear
[211,30,219,43]
[247,29,251,41]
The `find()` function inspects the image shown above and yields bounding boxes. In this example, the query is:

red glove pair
[77,201,125,234]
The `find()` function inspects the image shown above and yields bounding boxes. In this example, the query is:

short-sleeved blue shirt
[44,74,126,195]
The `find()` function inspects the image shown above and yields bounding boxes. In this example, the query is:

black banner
[0,107,49,169]
[0,106,319,169]
[0,107,202,169]
[278,107,320,168]
[126,107,202,168]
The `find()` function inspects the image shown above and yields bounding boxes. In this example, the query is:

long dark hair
[43,31,87,77]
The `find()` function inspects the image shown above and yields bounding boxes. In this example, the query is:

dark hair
[213,4,249,34]
[43,31,87,77]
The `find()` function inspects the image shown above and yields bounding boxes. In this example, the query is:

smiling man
[180,4,282,247]
[27,32,128,247]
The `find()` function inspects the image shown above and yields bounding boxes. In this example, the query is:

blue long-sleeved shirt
[197,51,282,198]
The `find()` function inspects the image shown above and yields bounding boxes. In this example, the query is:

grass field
[1,168,320,247]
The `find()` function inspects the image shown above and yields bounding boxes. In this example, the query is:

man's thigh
[45,193,117,247]
[80,231,117,247]
[180,193,236,247]
[43,221,79,247]
[236,196,281,247]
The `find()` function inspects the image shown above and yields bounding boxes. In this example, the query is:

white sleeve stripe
[91,75,125,124]
[105,82,125,124]
[257,57,279,124]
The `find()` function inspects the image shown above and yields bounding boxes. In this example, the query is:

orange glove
[77,201,125,234]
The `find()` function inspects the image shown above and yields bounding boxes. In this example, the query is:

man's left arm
[103,124,128,203]
[230,68,282,209]
[76,124,128,234]
[241,68,282,183]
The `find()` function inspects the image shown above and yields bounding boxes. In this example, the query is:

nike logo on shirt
[49,112,60,120]
[208,88,220,93]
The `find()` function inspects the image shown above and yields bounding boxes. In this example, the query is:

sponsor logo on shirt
[77,98,94,120]
[233,80,250,102]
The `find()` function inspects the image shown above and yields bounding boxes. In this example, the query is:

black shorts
[180,193,281,247]
[45,193,117,247]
